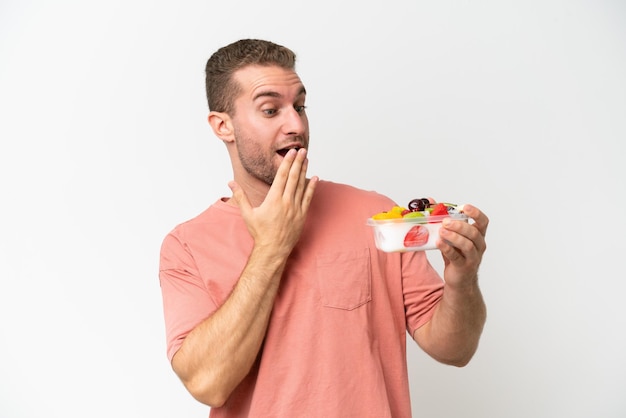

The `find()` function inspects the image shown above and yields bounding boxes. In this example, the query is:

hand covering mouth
[276,146,302,157]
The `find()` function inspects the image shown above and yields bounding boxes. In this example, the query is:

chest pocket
[316,248,372,310]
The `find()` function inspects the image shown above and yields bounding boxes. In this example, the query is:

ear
[208,111,235,143]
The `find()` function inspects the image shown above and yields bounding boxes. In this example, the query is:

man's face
[229,65,309,185]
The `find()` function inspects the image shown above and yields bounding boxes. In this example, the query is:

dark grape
[407,198,430,212]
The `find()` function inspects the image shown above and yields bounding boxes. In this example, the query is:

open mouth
[276,146,301,157]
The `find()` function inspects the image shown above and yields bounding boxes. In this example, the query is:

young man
[159,39,488,417]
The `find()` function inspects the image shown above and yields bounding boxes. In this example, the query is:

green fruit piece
[403,211,426,219]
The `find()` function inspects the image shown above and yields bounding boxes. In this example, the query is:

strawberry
[429,203,449,216]
[403,225,429,247]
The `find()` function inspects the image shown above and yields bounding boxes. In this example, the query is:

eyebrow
[253,86,307,102]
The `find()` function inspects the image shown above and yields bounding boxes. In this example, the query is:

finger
[461,204,489,237]
[439,226,476,255]
[440,217,483,255]
[441,218,486,255]
[300,175,319,212]
[293,151,310,205]
[268,148,299,198]
[436,233,476,269]
[282,148,307,201]
[437,240,464,263]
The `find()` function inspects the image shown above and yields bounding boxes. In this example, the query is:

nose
[282,107,307,136]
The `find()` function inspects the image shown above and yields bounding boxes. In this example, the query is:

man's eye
[262,109,277,116]
[295,105,307,114]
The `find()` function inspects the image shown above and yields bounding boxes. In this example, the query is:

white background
[1,1,625,417]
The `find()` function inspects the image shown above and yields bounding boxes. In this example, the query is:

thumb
[228,180,252,214]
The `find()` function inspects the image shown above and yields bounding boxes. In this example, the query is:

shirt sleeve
[159,231,216,362]
[401,251,444,336]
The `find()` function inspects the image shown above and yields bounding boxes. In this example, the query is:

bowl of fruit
[367,198,468,252]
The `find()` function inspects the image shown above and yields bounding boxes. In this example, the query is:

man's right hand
[229,147,318,257]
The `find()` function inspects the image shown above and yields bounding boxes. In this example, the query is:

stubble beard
[235,133,278,186]
[238,149,276,186]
